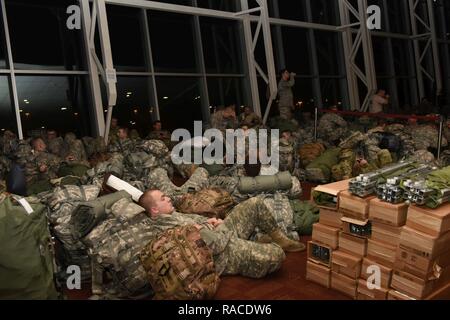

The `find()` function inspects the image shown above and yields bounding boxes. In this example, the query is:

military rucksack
[176,188,235,219]
[139,225,220,300]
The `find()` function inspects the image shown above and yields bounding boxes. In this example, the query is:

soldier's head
[117,127,129,140]
[243,106,252,115]
[152,120,162,131]
[223,105,236,118]
[31,137,46,152]
[280,68,290,81]
[281,130,292,140]
[139,189,174,217]
[377,89,386,96]
[111,117,118,129]
[46,130,57,141]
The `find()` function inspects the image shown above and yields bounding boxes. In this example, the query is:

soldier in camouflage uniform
[317,106,348,145]
[1,130,18,156]
[107,127,135,155]
[139,190,304,278]
[210,105,239,133]
[63,132,89,166]
[46,129,65,157]
[108,117,119,145]
[406,122,447,151]
[146,120,172,148]
[239,106,262,128]
[277,69,296,121]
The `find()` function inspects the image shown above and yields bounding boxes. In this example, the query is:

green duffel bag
[306,147,341,183]
[238,171,293,194]
[58,163,90,178]
[0,194,59,299]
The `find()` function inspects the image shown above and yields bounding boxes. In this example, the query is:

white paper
[17,198,34,215]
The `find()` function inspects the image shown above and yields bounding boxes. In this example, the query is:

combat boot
[269,229,306,252]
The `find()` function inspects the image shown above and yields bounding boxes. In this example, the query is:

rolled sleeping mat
[238,171,293,194]
[106,174,144,202]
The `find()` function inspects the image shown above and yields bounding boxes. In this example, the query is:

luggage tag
[12,195,34,215]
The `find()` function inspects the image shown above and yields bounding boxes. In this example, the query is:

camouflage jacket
[210,110,238,132]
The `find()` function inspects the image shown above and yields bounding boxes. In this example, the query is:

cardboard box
[399,226,450,260]
[395,246,450,280]
[356,278,388,300]
[339,191,375,220]
[319,208,343,228]
[306,260,331,288]
[361,258,393,288]
[331,271,357,299]
[331,250,362,279]
[371,222,402,246]
[341,217,371,239]
[369,198,408,226]
[307,241,332,268]
[367,239,397,268]
[391,268,450,299]
[312,223,339,249]
[406,203,450,237]
[387,290,416,300]
[311,179,350,211]
[339,232,367,257]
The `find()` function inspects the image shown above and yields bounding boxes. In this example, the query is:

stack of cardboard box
[355,199,409,300]
[306,180,348,290]
[391,202,450,299]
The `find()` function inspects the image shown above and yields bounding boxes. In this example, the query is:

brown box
[371,222,402,246]
[395,246,450,280]
[339,232,367,257]
[331,250,362,279]
[307,241,332,268]
[369,198,408,226]
[391,268,450,299]
[406,203,450,237]
[306,260,331,288]
[312,223,339,249]
[399,226,450,260]
[361,258,393,288]
[341,217,371,239]
[387,290,416,300]
[356,278,388,300]
[331,271,357,299]
[319,208,343,228]
[339,191,375,220]
[311,179,350,211]
[367,239,397,268]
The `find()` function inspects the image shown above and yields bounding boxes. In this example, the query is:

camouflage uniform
[146,130,172,149]
[47,137,65,157]
[0,155,10,180]
[317,113,348,144]
[1,131,18,156]
[384,124,415,157]
[239,112,262,128]
[64,133,89,166]
[278,75,295,120]
[108,127,119,145]
[107,138,135,155]
[210,110,238,133]
[279,137,295,173]
[406,124,448,151]
[152,197,285,278]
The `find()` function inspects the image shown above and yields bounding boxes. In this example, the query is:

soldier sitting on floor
[139,189,305,279]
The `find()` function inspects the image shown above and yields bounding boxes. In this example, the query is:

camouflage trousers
[220,197,285,278]
[279,105,293,120]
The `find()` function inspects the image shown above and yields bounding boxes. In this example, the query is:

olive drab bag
[0,194,59,299]
[139,225,220,300]
[176,188,235,219]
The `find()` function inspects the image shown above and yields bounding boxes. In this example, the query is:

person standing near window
[277,69,296,120]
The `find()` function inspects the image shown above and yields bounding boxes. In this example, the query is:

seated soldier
[107,127,135,155]
[139,189,305,278]
[46,129,64,157]
[146,120,171,147]
[239,106,262,128]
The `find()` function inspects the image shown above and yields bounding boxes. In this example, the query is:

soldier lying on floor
[138,189,305,279]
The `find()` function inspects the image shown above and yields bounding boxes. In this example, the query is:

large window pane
[16,76,91,137]
[269,0,306,21]
[386,0,408,34]
[315,31,341,76]
[107,6,146,72]
[320,78,345,107]
[155,77,202,132]
[108,76,154,138]
[372,36,390,76]
[311,0,339,26]
[200,18,242,74]
[207,77,244,109]
[196,0,238,12]
[280,27,311,75]
[6,0,85,71]
[0,76,17,133]
[392,39,412,77]
[148,11,197,73]
[0,4,6,69]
